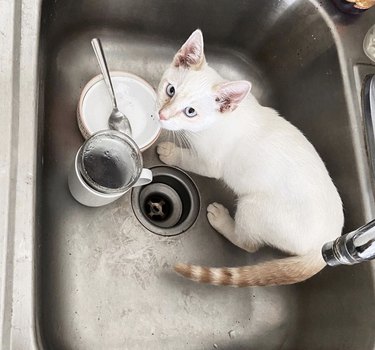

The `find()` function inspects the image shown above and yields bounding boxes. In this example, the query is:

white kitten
[156,29,344,287]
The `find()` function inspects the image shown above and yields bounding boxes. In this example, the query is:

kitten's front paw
[157,142,180,166]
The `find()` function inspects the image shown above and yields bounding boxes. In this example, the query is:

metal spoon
[91,38,132,136]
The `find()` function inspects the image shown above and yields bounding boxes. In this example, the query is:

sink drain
[131,166,200,236]
[140,183,183,228]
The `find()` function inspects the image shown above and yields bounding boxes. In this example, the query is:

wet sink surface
[37,1,375,349]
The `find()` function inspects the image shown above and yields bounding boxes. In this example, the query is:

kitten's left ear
[173,29,206,70]
[214,81,252,113]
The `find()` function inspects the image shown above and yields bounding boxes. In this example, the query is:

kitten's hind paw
[207,202,234,236]
[157,142,180,166]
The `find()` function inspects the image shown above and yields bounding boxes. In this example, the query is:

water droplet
[228,330,236,339]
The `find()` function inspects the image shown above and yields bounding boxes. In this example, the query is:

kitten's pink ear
[214,81,251,113]
[173,29,206,70]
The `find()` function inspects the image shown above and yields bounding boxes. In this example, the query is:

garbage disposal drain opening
[131,166,200,236]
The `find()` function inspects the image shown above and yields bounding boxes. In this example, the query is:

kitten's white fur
[156,30,344,287]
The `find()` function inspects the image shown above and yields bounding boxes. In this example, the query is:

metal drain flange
[131,166,200,236]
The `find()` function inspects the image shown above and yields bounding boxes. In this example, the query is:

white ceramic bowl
[77,71,160,151]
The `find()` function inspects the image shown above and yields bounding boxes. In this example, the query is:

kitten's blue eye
[166,84,175,97]
[184,107,197,118]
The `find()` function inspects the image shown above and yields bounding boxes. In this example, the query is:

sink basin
[30,0,375,349]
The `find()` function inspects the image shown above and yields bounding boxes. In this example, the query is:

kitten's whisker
[180,132,192,160]
[176,131,185,148]
[182,131,197,156]
[175,131,185,163]
[180,131,190,149]
[178,130,186,146]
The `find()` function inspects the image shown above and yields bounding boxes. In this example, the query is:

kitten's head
[157,29,251,132]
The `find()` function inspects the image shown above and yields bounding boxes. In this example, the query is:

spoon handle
[91,38,118,109]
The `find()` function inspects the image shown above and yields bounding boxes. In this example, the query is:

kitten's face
[157,67,218,132]
[157,30,251,132]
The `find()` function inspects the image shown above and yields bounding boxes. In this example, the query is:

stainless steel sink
[1,0,375,349]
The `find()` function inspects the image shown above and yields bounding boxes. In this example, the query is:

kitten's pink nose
[159,110,168,120]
